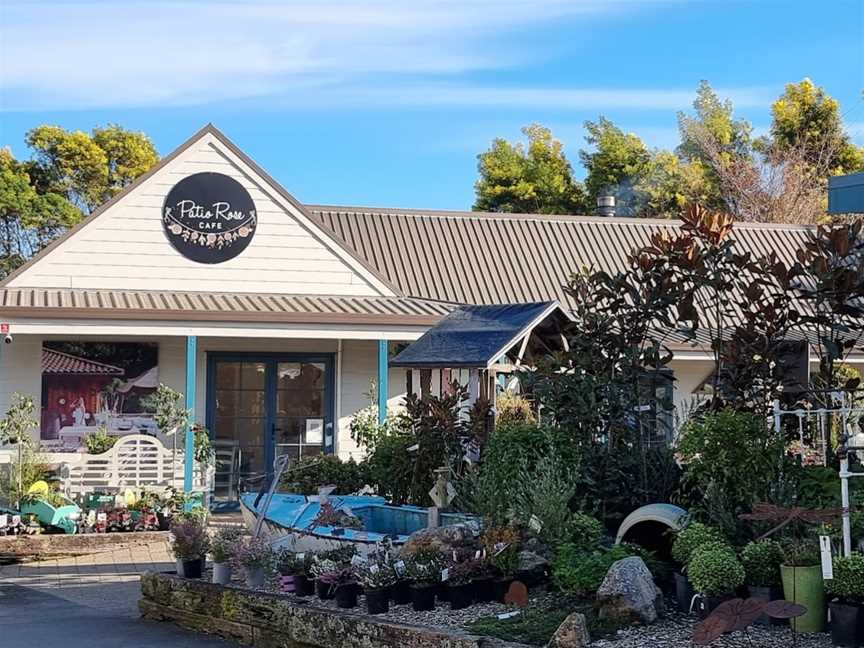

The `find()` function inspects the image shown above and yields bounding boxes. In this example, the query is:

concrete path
[0,539,238,647]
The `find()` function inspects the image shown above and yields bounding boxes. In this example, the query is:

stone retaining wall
[0,531,169,562]
[139,572,530,648]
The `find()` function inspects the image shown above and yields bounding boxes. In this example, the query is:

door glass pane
[211,361,267,497]
[276,361,327,459]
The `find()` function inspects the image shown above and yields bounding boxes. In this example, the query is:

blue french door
[206,353,335,498]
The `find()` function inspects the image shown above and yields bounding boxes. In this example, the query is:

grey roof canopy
[390,301,571,369]
[829,173,864,214]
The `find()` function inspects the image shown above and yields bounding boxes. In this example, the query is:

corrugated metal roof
[42,348,124,375]
[308,206,812,310]
[0,289,453,325]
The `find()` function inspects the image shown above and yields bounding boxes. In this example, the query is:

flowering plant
[353,560,397,590]
[405,555,442,585]
[447,558,481,586]
[170,518,210,561]
[231,536,276,572]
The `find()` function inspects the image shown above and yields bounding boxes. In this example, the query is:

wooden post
[377,340,388,425]
[183,336,197,497]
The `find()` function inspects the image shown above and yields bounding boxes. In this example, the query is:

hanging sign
[820,535,834,579]
[162,172,257,264]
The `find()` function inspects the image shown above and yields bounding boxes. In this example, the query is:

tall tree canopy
[0,124,158,278]
[473,124,586,214]
[473,78,862,223]
[762,78,864,174]
[26,124,159,213]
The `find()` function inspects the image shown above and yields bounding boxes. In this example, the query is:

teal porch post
[377,340,388,425]
[184,335,197,495]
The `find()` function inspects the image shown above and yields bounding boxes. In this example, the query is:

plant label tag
[350,555,365,567]
[0,514,7,527]
[12,515,20,526]
[440,568,449,582]
[369,564,379,574]
[820,535,834,580]
[407,443,419,452]
[394,560,406,577]
[296,553,305,562]
[529,515,543,533]
[97,513,107,522]
[497,611,521,620]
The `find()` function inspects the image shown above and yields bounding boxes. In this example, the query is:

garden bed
[139,571,533,648]
[0,529,168,563]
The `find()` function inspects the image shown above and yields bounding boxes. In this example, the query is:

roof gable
[4,126,398,297]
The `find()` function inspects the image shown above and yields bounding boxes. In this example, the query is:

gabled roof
[307,205,813,310]
[1,124,400,297]
[42,348,123,375]
[390,301,570,368]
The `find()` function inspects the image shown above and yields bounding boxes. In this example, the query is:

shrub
[827,553,864,603]
[170,518,210,561]
[84,427,117,454]
[671,522,725,567]
[688,547,745,596]
[210,527,243,563]
[690,541,736,563]
[569,513,603,550]
[495,393,535,427]
[280,455,367,495]
[354,560,398,590]
[781,539,820,567]
[740,540,784,588]
[677,409,789,538]
[481,526,521,577]
[552,543,636,596]
[362,432,415,504]
[231,536,276,572]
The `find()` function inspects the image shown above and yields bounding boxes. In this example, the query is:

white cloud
[0,0,770,113]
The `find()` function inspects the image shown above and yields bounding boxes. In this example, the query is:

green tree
[0,149,80,277]
[474,124,586,214]
[26,124,159,212]
[579,117,652,217]
[677,80,753,211]
[763,78,864,174]
[635,150,712,219]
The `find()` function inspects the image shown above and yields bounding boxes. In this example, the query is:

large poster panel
[40,342,159,446]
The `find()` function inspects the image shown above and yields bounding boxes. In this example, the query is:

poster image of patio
[40,342,160,448]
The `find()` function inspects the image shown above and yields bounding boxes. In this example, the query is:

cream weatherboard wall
[4,130,392,296]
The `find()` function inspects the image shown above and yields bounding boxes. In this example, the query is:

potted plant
[311,558,340,600]
[446,559,478,610]
[354,561,397,615]
[388,558,412,605]
[405,555,441,612]
[170,517,210,579]
[671,522,725,612]
[293,553,316,596]
[826,552,864,647]
[687,543,745,617]
[275,549,297,594]
[781,539,825,633]
[482,526,521,603]
[232,536,274,588]
[740,539,785,625]
[210,527,242,585]
[322,566,359,609]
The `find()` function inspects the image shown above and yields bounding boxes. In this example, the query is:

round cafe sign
[162,172,257,264]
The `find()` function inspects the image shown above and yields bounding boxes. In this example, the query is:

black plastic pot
[748,585,785,626]
[472,576,495,603]
[449,583,473,610]
[365,587,390,615]
[695,593,734,619]
[829,601,862,647]
[294,574,314,597]
[674,571,695,613]
[391,580,411,605]
[335,583,358,609]
[315,579,335,600]
[181,558,204,579]
[436,582,450,602]
[411,584,436,611]
[493,577,514,603]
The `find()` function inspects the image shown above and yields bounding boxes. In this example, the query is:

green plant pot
[781,564,825,633]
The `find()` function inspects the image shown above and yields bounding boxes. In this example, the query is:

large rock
[547,612,590,648]
[516,550,549,585]
[402,523,477,555]
[596,556,664,625]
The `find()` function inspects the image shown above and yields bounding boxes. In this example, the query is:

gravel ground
[216,573,833,648]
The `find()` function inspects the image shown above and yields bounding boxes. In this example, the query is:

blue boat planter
[20,496,81,534]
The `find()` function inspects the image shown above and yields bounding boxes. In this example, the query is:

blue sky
[1,0,862,210]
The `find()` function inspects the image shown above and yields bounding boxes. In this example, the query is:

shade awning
[390,301,570,369]
[829,172,864,214]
